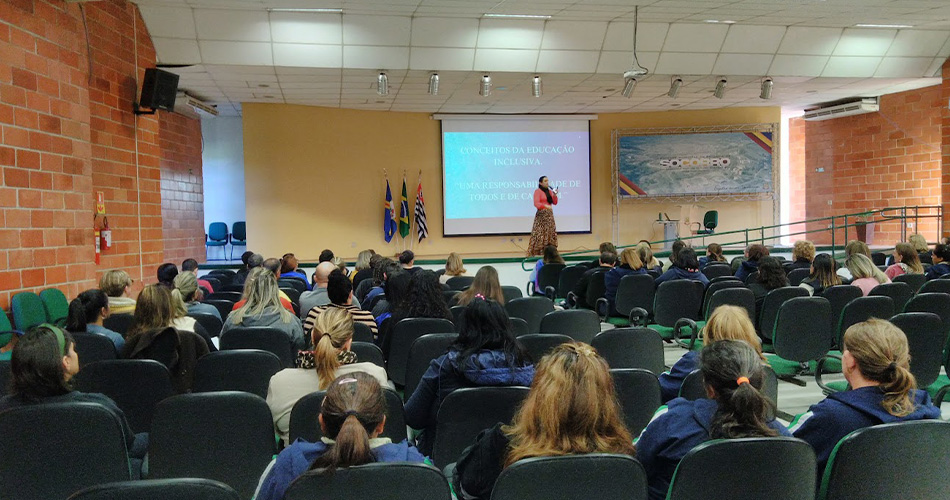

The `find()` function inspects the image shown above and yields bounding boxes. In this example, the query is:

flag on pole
[415,179,428,243]
[398,177,410,238]
[383,179,397,242]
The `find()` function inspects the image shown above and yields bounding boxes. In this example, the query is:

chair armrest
[674,318,698,349]
[933,385,950,409]
[595,298,609,322]
[544,286,556,301]
[526,282,535,296]
[628,307,649,327]
[815,354,844,394]
[566,291,577,309]
[689,221,701,232]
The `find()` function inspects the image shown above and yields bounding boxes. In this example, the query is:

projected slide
[441,118,591,236]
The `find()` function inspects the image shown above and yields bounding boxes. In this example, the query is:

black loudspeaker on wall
[137,68,179,114]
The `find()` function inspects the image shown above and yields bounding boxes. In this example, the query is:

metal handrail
[521,205,942,270]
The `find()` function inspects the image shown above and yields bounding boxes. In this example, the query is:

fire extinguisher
[100,216,112,251]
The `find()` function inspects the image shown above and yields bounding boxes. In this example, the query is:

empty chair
[352,321,374,343]
[557,264,590,299]
[219,326,296,368]
[203,300,235,322]
[757,287,809,342]
[432,386,530,468]
[39,288,69,326]
[208,291,242,303]
[591,328,665,375]
[279,287,301,306]
[278,278,307,295]
[534,263,566,297]
[492,454,648,500]
[834,295,895,349]
[387,318,456,387]
[0,403,132,500]
[700,279,746,318]
[893,272,925,292]
[192,350,283,399]
[69,479,241,500]
[919,278,950,295]
[284,463,451,500]
[73,359,175,434]
[819,421,950,500]
[220,284,245,293]
[648,280,704,341]
[11,291,47,331]
[679,366,779,405]
[821,285,863,338]
[612,274,657,325]
[701,263,734,281]
[904,292,950,335]
[501,285,523,303]
[668,437,816,500]
[505,297,555,334]
[446,275,475,291]
[582,269,609,316]
[148,392,276,499]
[765,297,833,383]
[539,309,601,344]
[71,332,118,367]
[288,388,407,444]
[404,333,458,401]
[611,368,662,436]
[189,312,223,338]
[351,341,385,369]
[787,268,811,287]
[701,287,756,336]
[205,222,229,261]
[519,333,573,364]
[509,317,530,337]
[229,222,247,260]
[868,282,913,312]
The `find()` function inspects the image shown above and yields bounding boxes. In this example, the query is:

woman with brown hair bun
[790,318,939,476]
[256,372,427,500]
[453,342,633,500]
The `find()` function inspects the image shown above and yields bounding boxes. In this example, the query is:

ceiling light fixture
[714,78,727,99]
[479,75,492,97]
[531,75,542,98]
[266,8,343,13]
[377,72,388,96]
[483,13,552,19]
[855,23,913,28]
[760,77,773,99]
[428,73,439,95]
[619,5,649,97]
[621,77,637,98]
[668,76,682,98]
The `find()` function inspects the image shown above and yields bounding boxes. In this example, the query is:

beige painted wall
[243,103,781,261]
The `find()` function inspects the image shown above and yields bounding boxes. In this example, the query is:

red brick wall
[942,59,950,239]
[160,111,205,264]
[791,83,943,246]
[0,0,203,310]
[787,117,807,238]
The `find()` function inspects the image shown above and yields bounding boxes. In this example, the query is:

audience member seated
[351,249,377,288]
[123,285,210,393]
[456,266,506,307]
[637,340,790,500]
[734,243,769,282]
[169,277,216,351]
[790,319,940,476]
[299,262,341,317]
[99,269,136,315]
[668,240,687,269]
[303,270,378,340]
[66,289,124,351]
[405,298,534,456]
[586,242,617,268]
[529,245,565,296]
[331,256,350,278]
[222,268,306,351]
[698,242,727,270]
[440,252,468,285]
[280,253,312,291]
[786,240,815,272]
[573,252,616,309]
[909,233,932,264]
[373,271,409,324]
[799,253,841,296]
[454,342,632,500]
[319,249,334,263]
[234,251,259,285]
[256,373,426,500]
[637,241,663,274]
[266,308,391,444]
[659,305,765,403]
[399,250,419,274]
[748,256,788,321]
[174,271,221,321]
[846,253,890,296]
[234,261,296,314]
[924,243,950,280]
[656,247,710,288]
[181,258,214,294]
[885,242,925,280]
[836,240,871,281]
[379,270,453,358]
[604,248,646,312]
[156,262,178,289]
[0,325,148,475]
[362,259,401,309]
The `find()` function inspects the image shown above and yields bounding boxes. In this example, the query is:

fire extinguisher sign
[96,191,106,215]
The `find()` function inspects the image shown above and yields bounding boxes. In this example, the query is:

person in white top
[439,252,467,285]
[266,307,391,444]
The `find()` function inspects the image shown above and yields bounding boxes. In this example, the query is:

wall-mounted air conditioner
[803,97,879,121]
[175,92,219,118]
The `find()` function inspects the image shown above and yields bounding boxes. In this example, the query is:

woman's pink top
[533,188,559,210]
[851,277,885,296]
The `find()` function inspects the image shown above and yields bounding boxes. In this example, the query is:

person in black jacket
[572,251,616,309]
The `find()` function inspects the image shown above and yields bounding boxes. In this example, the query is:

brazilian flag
[399,177,410,238]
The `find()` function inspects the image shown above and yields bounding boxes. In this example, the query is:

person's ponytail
[313,332,341,390]
[65,298,88,333]
[308,413,375,473]
[879,362,916,417]
[701,340,778,439]
[843,319,918,418]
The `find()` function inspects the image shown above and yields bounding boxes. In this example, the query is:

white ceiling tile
[833,28,896,56]
[595,51,659,74]
[821,56,882,77]
[720,25,786,54]
[343,46,410,69]
[477,19,545,49]
[473,49,539,72]
[874,57,936,77]
[712,53,773,75]
[925,57,945,77]
[777,27,843,55]
[603,22,669,52]
[653,52,718,74]
[273,44,343,68]
[343,15,411,46]
[540,21,608,50]
[409,48,476,71]
[886,30,950,57]
[138,5,197,39]
[536,50,600,73]
[199,41,274,65]
[269,13,342,44]
[661,24,729,53]
[153,38,202,64]
[410,17,479,48]
[194,9,271,42]
[768,55,830,77]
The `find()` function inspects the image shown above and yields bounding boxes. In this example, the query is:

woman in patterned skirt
[528,176,559,255]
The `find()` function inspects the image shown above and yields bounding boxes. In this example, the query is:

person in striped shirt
[303,269,378,341]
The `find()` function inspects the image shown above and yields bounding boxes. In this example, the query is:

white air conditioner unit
[174,92,219,118]
[803,97,879,121]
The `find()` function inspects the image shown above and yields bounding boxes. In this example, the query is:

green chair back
[39,288,69,326]
[11,292,48,331]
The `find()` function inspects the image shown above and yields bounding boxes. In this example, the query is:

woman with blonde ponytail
[791,318,939,475]
[266,307,392,444]
[256,373,427,500]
